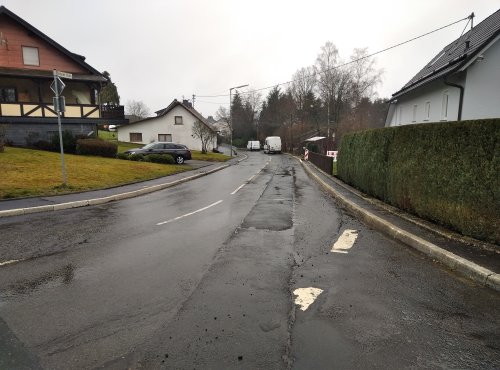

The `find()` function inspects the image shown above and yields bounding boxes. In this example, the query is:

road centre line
[231,163,268,195]
[0,259,21,267]
[331,229,359,254]
[293,287,324,311]
[156,200,223,226]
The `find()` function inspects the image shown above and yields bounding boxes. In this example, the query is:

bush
[51,130,77,153]
[128,153,144,161]
[232,138,247,148]
[33,140,56,151]
[145,154,175,164]
[338,119,500,244]
[116,152,129,160]
[76,138,117,158]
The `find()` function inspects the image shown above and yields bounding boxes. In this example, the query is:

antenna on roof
[469,12,475,29]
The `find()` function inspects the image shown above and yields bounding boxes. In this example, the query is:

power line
[196,14,470,99]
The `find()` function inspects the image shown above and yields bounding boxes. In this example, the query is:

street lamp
[229,84,249,157]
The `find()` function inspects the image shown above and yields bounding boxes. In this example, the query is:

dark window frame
[158,134,172,142]
[174,116,183,125]
[129,132,143,142]
[0,87,17,102]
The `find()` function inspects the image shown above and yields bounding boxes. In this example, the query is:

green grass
[0,147,190,199]
[191,150,230,162]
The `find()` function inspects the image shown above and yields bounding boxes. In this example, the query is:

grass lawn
[191,150,230,162]
[0,147,190,199]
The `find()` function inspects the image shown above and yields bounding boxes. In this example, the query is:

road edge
[299,159,500,292]
[0,154,248,218]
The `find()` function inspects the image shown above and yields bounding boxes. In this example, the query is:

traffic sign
[56,71,72,79]
[50,76,65,95]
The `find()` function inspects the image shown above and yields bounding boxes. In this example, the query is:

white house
[117,99,217,151]
[386,9,500,126]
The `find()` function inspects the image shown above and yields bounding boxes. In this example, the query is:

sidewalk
[300,159,500,292]
[0,155,245,215]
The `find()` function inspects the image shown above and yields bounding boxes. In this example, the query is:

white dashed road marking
[331,229,359,254]
[0,259,20,267]
[231,163,268,195]
[156,200,223,226]
[293,287,324,311]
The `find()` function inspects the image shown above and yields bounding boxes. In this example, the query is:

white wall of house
[386,78,462,126]
[462,37,500,120]
[117,105,217,151]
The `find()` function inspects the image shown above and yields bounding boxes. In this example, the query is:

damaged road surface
[0,153,499,369]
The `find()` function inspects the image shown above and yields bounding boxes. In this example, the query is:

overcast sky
[4,0,499,117]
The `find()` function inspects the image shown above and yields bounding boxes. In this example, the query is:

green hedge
[76,138,117,158]
[338,119,500,244]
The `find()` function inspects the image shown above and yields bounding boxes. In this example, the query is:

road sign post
[52,70,68,185]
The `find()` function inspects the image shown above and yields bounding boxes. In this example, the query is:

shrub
[128,153,144,161]
[51,130,77,153]
[145,153,175,164]
[33,140,56,151]
[76,138,117,158]
[232,138,247,148]
[337,119,500,244]
[116,152,129,160]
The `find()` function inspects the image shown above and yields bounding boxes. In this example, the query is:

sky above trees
[5,0,498,117]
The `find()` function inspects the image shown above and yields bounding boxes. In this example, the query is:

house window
[158,134,172,142]
[0,87,16,102]
[424,102,430,121]
[129,132,143,142]
[22,46,40,66]
[175,116,183,125]
[412,104,417,122]
[441,91,449,120]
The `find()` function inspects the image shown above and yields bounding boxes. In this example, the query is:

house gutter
[443,75,464,121]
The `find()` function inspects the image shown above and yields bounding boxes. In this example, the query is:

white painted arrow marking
[331,229,359,254]
[293,287,323,311]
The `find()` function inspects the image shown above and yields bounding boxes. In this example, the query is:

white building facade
[386,10,500,126]
[117,100,217,151]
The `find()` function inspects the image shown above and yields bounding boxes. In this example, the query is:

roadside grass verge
[0,147,190,199]
[191,150,230,162]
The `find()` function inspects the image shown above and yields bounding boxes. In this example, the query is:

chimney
[183,99,192,109]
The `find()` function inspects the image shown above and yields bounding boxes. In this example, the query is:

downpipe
[444,76,464,121]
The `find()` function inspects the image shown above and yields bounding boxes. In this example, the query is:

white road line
[0,259,20,267]
[232,163,268,195]
[331,229,359,254]
[230,183,246,195]
[293,287,323,311]
[156,200,223,226]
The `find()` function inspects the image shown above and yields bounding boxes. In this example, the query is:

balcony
[0,102,126,120]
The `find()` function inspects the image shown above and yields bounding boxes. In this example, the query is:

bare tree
[125,100,151,119]
[192,120,216,154]
[348,48,383,107]
[290,66,316,111]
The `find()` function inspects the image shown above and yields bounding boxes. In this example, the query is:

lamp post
[229,84,248,157]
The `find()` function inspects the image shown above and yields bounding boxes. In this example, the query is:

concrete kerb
[299,159,500,292]
[0,158,242,218]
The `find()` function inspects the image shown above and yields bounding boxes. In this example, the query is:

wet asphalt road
[0,153,499,369]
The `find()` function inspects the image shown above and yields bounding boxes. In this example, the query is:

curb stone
[0,155,248,219]
[299,158,500,292]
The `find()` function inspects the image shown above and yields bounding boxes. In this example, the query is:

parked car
[124,142,191,164]
[263,136,282,154]
[247,140,260,151]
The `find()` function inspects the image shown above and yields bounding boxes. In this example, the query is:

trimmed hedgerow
[76,138,117,158]
[144,153,175,164]
[116,152,129,160]
[338,119,500,244]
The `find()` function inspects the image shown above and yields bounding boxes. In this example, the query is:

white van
[247,140,260,151]
[264,136,281,154]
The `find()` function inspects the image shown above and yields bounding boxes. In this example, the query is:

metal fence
[307,151,333,175]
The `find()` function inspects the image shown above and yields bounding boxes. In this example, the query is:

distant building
[0,6,126,145]
[117,99,217,151]
[212,118,230,137]
[386,9,500,126]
